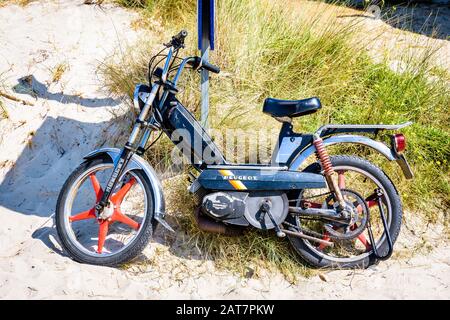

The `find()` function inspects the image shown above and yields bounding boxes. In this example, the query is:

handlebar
[168,31,220,74]
[187,56,220,74]
[153,31,220,86]
[201,60,220,74]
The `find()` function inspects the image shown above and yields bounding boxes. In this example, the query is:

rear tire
[287,155,402,269]
[55,156,156,267]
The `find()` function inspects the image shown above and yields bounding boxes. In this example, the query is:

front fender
[84,147,167,224]
[288,135,413,179]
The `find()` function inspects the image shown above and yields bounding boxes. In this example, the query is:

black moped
[56,31,413,268]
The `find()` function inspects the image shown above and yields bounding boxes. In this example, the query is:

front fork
[95,145,135,215]
[95,84,160,216]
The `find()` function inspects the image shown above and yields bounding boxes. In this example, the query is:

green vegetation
[103,0,450,280]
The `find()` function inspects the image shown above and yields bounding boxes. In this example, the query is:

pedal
[261,201,285,238]
[275,228,286,238]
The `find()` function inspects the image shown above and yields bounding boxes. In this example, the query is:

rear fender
[288,135,413,179]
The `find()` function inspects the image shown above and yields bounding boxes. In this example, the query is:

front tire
[287,155,403,269]
[56,156,156,266]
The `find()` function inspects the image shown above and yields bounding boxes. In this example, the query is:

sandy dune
[0,0,449,299]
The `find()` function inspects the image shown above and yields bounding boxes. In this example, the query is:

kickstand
[366,188,394,260]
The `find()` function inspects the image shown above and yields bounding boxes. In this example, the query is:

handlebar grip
[201,61,220,74]
[187,57,220,74]
[174,30,188,41]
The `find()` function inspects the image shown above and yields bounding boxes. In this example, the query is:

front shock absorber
[313,134,345,209]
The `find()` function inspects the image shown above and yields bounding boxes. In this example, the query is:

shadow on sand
[0,73,129,218]
[0,114,129,217]
[13,75,121,108]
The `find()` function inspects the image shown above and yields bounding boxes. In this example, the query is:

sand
[0,0,449,299]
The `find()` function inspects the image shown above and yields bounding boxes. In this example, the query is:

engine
[200,190,289,230]
[188,166,325,230]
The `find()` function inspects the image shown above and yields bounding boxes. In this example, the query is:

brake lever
[164,30,188,49]
[163,40,185,49]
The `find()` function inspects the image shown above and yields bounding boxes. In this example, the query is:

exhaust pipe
[194,207,243,236]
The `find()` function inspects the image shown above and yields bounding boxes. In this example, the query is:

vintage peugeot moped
[55,30,413,268]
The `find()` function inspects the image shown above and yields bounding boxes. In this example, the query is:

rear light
[391,133,406,154]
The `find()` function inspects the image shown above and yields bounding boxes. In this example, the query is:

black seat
[262,97,321,118]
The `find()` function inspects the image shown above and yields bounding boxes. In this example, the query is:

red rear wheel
[286,155,402,268]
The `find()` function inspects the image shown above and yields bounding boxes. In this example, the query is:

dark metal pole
[199,0,213,129]
[200,33,210,128]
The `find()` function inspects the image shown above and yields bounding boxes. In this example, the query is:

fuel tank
[197,167,326,191]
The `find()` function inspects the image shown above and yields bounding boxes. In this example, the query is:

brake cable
[144,130,163,153]
[148,47,167,83]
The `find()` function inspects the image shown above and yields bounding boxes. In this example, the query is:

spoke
[337,170,346,189]
[365,192,379,208]
[318,232,331,251]
[356,200,377,214]
[97,220,109,254]
[366,200,377,208]
[350,223,372,252]
[112,210,140,230]
[69,208,96,222]
[357,233,372,251]
[110,177,136,205]
[301,200,322,209]
[89,173,104,201]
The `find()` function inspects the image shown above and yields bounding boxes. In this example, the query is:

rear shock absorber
[313,134,345,209]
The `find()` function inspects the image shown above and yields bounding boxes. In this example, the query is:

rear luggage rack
[316,121,413,137]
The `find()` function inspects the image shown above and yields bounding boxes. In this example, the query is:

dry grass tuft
[51,62,69,83]
[0,99,8,119]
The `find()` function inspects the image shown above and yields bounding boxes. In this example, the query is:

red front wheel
[55,156,156,266]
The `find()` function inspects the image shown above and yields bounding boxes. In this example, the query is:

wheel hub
[323,189,369,241]
[68,173,141,254]
[98,200,114,220]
